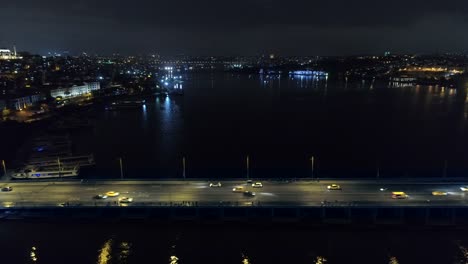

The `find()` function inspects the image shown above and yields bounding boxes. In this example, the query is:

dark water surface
[2,74,468,264]
[72,73,468,179]
[0,221,467,264]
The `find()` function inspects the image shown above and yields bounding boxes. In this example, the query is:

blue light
[290,70,328,76]
[164,82,169,86]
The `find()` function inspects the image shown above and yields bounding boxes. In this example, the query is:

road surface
[0,179,467,208]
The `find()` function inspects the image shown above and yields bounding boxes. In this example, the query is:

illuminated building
[0,93,46,111]
[50,82,100,99]
[0,47,18,60]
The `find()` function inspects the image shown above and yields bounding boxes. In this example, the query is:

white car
[1,186,13,192]
[460,186,468,192]
[327,184,342,190]
[119,197,133,203]
[94,194,108,199]
[252,182,263,188]
[209,182,222,187]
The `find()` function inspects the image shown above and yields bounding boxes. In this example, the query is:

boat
[29,150,72,160]
[27,154,95,167]
[32,140,72,149]
[166,87,184,96]
[289,70,328,77]
[105,100,146,110]
[12,165,80,179]
[32,135,70,143]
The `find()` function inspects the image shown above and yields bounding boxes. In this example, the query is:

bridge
[0,179,467,225]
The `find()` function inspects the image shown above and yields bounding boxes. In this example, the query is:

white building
[0,48,17,60]
[5,93,46,110]
[50,82,100,98]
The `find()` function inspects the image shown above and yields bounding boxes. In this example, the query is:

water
[0,222,467,264]
[3,74,468,263]
[69,73,468,179]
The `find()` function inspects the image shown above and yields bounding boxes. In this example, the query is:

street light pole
[1,160,6,177]
[119,157,124,180]
[182,157,186,179]
[376,160,380,179]
[246,155,250,180]
[310,156,314,178]
[57,157,61,180]
[443,159,448,178]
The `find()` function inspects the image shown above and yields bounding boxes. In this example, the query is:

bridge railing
[0,199,466,209]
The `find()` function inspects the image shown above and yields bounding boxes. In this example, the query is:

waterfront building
[0,92,46,111]
[50,82,100,99]
[11,93,46,110]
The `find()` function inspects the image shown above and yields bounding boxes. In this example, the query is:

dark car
[94,194,108,199]
[243,191,256,197]
[1,186,13,192]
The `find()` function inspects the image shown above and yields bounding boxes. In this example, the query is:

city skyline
[1,0,468,56]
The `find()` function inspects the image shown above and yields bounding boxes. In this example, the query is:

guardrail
[1,199,467,209]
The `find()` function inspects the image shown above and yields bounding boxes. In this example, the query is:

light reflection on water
[241,253,251,264]
[314,256,327,264]
[118,241,132,264]
[82,74,468,180]
[97,239,113,264]
[455,242,468,264]
[388,256,399,264]
[170,255,179,264]
[30,246,38,262]
[0,223,466,264]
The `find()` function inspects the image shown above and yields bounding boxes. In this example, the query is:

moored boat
[12,165,80,179]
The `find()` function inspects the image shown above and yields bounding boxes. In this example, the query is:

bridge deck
[0,179,467,208]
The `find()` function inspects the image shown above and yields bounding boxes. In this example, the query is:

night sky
[1,0,468,55]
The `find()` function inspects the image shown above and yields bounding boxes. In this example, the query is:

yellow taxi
[106,191,120,197]
[432,191,448,196]
[391,192,407,199]
[232,186,244,192]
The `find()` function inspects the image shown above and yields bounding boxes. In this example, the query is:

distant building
[0,98,6,110]
[0,47,18,60]
[50,82,100,99]
[0,92,46,110]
